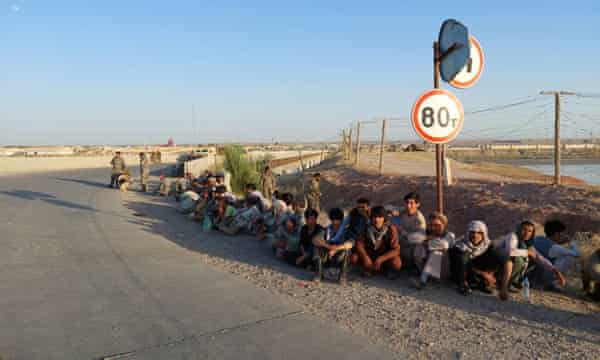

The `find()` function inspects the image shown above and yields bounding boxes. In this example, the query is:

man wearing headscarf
[450,221,502,296]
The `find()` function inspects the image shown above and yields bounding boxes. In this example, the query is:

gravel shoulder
[123,186,600,359]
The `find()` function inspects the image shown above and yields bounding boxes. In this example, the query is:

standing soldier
[307,173,322,211]
[260,166,275,206]
[109,151,126,188]
[139,152,150,192]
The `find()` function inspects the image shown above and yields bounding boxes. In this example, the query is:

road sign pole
[433,42,444,214]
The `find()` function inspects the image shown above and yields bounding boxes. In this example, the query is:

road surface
[0,169,395,360]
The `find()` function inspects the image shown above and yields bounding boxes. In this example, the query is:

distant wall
[183,155,223,177]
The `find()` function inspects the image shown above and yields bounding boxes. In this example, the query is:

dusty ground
[119,155,600,359]
[328,153,600,239]
[358,152,588,185]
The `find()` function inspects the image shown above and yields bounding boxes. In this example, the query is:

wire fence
[342,94,600,185]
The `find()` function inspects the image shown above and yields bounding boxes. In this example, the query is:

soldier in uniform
[109,151,126,188]
[139,152,150,192]
[260,166,275,206]
[307,173,321,211]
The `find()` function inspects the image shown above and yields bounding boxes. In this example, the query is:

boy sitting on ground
[312,208,354,284]
[271,216,303,265]
[397,192,427,268]
[295,208,323,269]
[533,220,580,291]
[351,206,402,279]
[494,220,564,301]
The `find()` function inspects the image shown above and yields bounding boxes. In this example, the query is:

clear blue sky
[1,0,599,145]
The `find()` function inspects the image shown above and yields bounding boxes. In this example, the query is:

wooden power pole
[341,129,347,159]
[355,121,361,165]
[378,119,387,175]
[540,91,576,185]
[348,127,353,161]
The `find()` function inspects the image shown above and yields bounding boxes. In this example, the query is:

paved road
[0,169,395,360]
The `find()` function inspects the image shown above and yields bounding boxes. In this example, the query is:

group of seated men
[168,175,600,302]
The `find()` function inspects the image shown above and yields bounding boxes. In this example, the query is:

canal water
[523,162,600,186]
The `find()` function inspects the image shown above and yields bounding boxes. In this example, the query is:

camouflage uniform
[110,155,126,188]
[260,172,275,204]
[139,153,150,192]
[307,178,321,211]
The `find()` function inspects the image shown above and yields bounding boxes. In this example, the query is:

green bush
[223,145,259,194]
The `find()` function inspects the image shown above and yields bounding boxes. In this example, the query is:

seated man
[397,192,427,268]
[176,190,200,214]
[312,208,354,284]
[583,248,600,301]
[294,208,324,269]
[450,221,502,296]
[245,183,269,213]
[117,171,131,192]
[412,211,455,289]
[215,170,232,193]
[271,216,302,264]
[256,192,290,241]
[533,220,580,290]
[351,206,402,278]
[174,176,191,201]
[493,220,564,301]
[338,198,370,247]
[204,185,226,223]
[214,197,237,230]
[220,197,262,235]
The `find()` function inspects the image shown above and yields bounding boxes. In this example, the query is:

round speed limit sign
[411,89,464,144]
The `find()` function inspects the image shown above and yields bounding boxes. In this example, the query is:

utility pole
[355,121,361,165]
[348,126,352,160]
[342,129,347,159]
[540,91,576,185]
[378,118,387,175]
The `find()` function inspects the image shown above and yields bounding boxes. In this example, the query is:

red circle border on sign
[411,88,464,144]
[449,36,484,89]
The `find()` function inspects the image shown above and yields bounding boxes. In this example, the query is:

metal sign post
[409,19,470,215]
[434,43,444,213]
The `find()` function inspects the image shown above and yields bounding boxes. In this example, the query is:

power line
[465,96,541,115]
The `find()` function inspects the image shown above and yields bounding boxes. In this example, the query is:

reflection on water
[524,163,600,186]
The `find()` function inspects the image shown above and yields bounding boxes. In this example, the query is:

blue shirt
[534,236,553,262]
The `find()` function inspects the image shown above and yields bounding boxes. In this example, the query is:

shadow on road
[124,196,315,283]
[53,177,109,189]
[0,189,56,200]
[0,189,99,212]
[122,194,600,345]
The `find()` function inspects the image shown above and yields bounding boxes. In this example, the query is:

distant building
[167,137,175,147]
